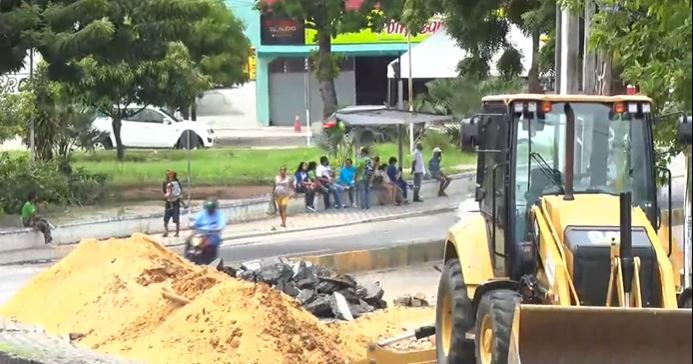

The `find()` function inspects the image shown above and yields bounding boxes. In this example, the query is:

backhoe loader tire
[474,289,520,364]
[436,258,475,363]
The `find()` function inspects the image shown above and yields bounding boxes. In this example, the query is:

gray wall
[269,69,355,127]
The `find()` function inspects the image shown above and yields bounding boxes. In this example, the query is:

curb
[0,205,459,266]
[296,238,445,274]
[212,204,458,248]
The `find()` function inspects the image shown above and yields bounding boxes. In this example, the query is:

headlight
[207,129,214,134]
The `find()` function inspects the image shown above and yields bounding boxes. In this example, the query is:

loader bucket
[508,305,692,364]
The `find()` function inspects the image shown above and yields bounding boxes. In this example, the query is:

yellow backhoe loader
[358,94,693,364]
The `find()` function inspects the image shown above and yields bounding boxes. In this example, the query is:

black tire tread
[475,289,521,364]
[436,258,475,363]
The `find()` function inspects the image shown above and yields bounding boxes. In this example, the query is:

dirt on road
[0,234,435,364]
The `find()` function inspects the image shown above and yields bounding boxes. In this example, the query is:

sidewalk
[158,192,462,246]
[0,191,467,266]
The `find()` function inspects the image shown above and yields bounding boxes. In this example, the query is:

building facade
[226,0,441,127]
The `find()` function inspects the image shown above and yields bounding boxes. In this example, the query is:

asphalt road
[0,211,458,306]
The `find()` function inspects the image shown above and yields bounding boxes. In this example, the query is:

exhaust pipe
[619,192,634,306]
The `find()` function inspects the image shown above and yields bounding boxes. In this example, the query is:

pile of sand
[0,234,368,364]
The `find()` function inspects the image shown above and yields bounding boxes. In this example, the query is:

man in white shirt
[410,142,425,202]
[317,156,344,208]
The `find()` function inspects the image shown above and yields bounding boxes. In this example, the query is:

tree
[34,0,246,160]
[402,0,554,90]
[586,0,691,164]
[179,0,251,119]
[496,47,524,79]
[260,0,402,118]
[0,0,40,74]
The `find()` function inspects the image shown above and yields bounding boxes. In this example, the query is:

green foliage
[414,76,527,118]
[0,0,40,74]
[588,0,691,166]
[401,0,554,82]
[187,0,251,88]
[0,93,29,143]
[34,0,247,159]
[496,47,524,79]
[14,64,105,161]
[0,153,107,214]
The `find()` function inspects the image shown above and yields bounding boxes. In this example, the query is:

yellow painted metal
[481,93,653,104]
[353,344,436,364]
[531,205,578,305]
[508,305,692,364]
[541,194,678,308]
[445,214,496,298]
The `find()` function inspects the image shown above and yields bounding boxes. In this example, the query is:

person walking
[21,191,53,245]
[411,142,426,202]
[274,166,293,227]
[429,147,452,196]
[163,170,183,237]
[355,146,375,210]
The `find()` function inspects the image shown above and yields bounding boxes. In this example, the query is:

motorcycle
[184,229,221,265]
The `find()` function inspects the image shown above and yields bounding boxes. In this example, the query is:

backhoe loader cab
[434,94,692,364]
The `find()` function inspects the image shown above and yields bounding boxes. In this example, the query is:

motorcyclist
[187,199,226,264]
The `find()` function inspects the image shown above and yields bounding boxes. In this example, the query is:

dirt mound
[336,306,436,353]
[0,234,365,364]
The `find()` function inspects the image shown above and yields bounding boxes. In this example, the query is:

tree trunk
[112,117,125,160]
[191,101,197,121]
[528,31,543,93]
[317,30,339,118]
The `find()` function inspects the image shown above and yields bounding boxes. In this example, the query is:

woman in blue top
[428,147,451,196]
[337,158,357,207]
[294,161,316,212]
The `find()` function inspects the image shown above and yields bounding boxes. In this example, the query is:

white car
[92,105,216,149]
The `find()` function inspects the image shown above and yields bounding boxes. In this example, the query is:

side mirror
[461,118,480,150]
[164,118,173,125]
[677,116,692,145]
[475,185,485,202]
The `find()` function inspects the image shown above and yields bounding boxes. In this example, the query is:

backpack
[363,158,375,180]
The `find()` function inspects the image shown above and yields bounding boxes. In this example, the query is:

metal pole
[559,7,580,94]
[554,3,562,94]
[407,33,414,152]
[29,48,35,161]
[684,147,692,288]
[186,130,192,211]
[582,0,596,94]
[304,58,311,147]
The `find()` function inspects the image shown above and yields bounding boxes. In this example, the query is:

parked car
[92,106,216,149]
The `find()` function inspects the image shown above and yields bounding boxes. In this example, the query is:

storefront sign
[246,49,257,81]
[305,17,444,45]
[260,14,305,45]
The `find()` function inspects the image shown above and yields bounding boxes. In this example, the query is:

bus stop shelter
[334,106,453,164]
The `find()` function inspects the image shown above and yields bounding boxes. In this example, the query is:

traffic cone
[294,114,302,133]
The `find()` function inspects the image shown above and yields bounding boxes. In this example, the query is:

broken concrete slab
[331,292,354,321]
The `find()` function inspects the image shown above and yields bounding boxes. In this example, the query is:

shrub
[0,153,108,215]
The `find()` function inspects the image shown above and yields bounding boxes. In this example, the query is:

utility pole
[558,6,580,95]
[29,49,35,161]
[304,58,312,147]
[583,0,597,94]
[407,33,414,152]
[554,3,562,93]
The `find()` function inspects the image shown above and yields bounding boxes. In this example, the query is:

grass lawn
[72,144,476,186]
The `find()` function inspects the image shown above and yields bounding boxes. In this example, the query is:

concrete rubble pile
[215,258,387,321]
